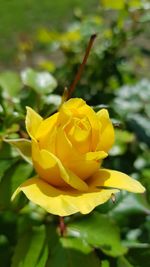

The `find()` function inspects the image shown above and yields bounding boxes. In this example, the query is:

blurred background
[0,0,150,267]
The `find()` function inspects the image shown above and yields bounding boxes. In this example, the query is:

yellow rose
[12,98,145,216]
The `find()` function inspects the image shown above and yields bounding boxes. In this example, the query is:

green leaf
[45,224,100,267]
[0,71,21,97]
[46,236,100,267]
[4,138,32,164]
[68,212,127,257]
[11,225,47,267]
[61,236,92,254]
[36,243,49,267]
[21,68,57,94]
[0,162,33,208]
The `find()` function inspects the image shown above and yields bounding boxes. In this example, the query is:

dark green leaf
[45,224,100,267]
[46,236,100,267]
[127,248,150,267]
[0,235,11,267]
[0,162,33,208]
[0,159,16,182]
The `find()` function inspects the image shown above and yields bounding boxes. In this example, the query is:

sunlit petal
[32,139,88,191]
[89,169,145,193]
[36,113,58,138]
[55,127,106,180]
[96,109,115,152]
[12,177,118,216]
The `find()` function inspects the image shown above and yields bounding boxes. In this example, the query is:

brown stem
[59,216,66,237]
[67,34,97,99]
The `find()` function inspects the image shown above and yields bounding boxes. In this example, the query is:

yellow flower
[12,98,145,216]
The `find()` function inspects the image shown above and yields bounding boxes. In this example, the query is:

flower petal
[79,103,101,151]
[35,113,58,142]
[63,98,86,110]
[12,177,118,216]
[32,139,88,191]
[55,127,106,180]
[89,169,145,193]
[68,151,107,180]
[58,98,100,150]
[85,151,107,161]
[26,107,43,139]
[96,109,115,152]
[59,98,86,122]
[65,117,91,153]
[32,139,64,187]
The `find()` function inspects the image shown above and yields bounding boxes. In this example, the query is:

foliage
[0,1,150,266]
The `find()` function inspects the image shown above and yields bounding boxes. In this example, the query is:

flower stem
[67,33,97,99]
[59,216,66,237]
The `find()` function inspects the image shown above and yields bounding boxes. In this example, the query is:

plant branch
[67,33,97,99]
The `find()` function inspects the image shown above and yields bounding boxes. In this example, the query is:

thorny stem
[67,33,97,99]
[59,216,66,237]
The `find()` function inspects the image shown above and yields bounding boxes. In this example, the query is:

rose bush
[12,98,145,216]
